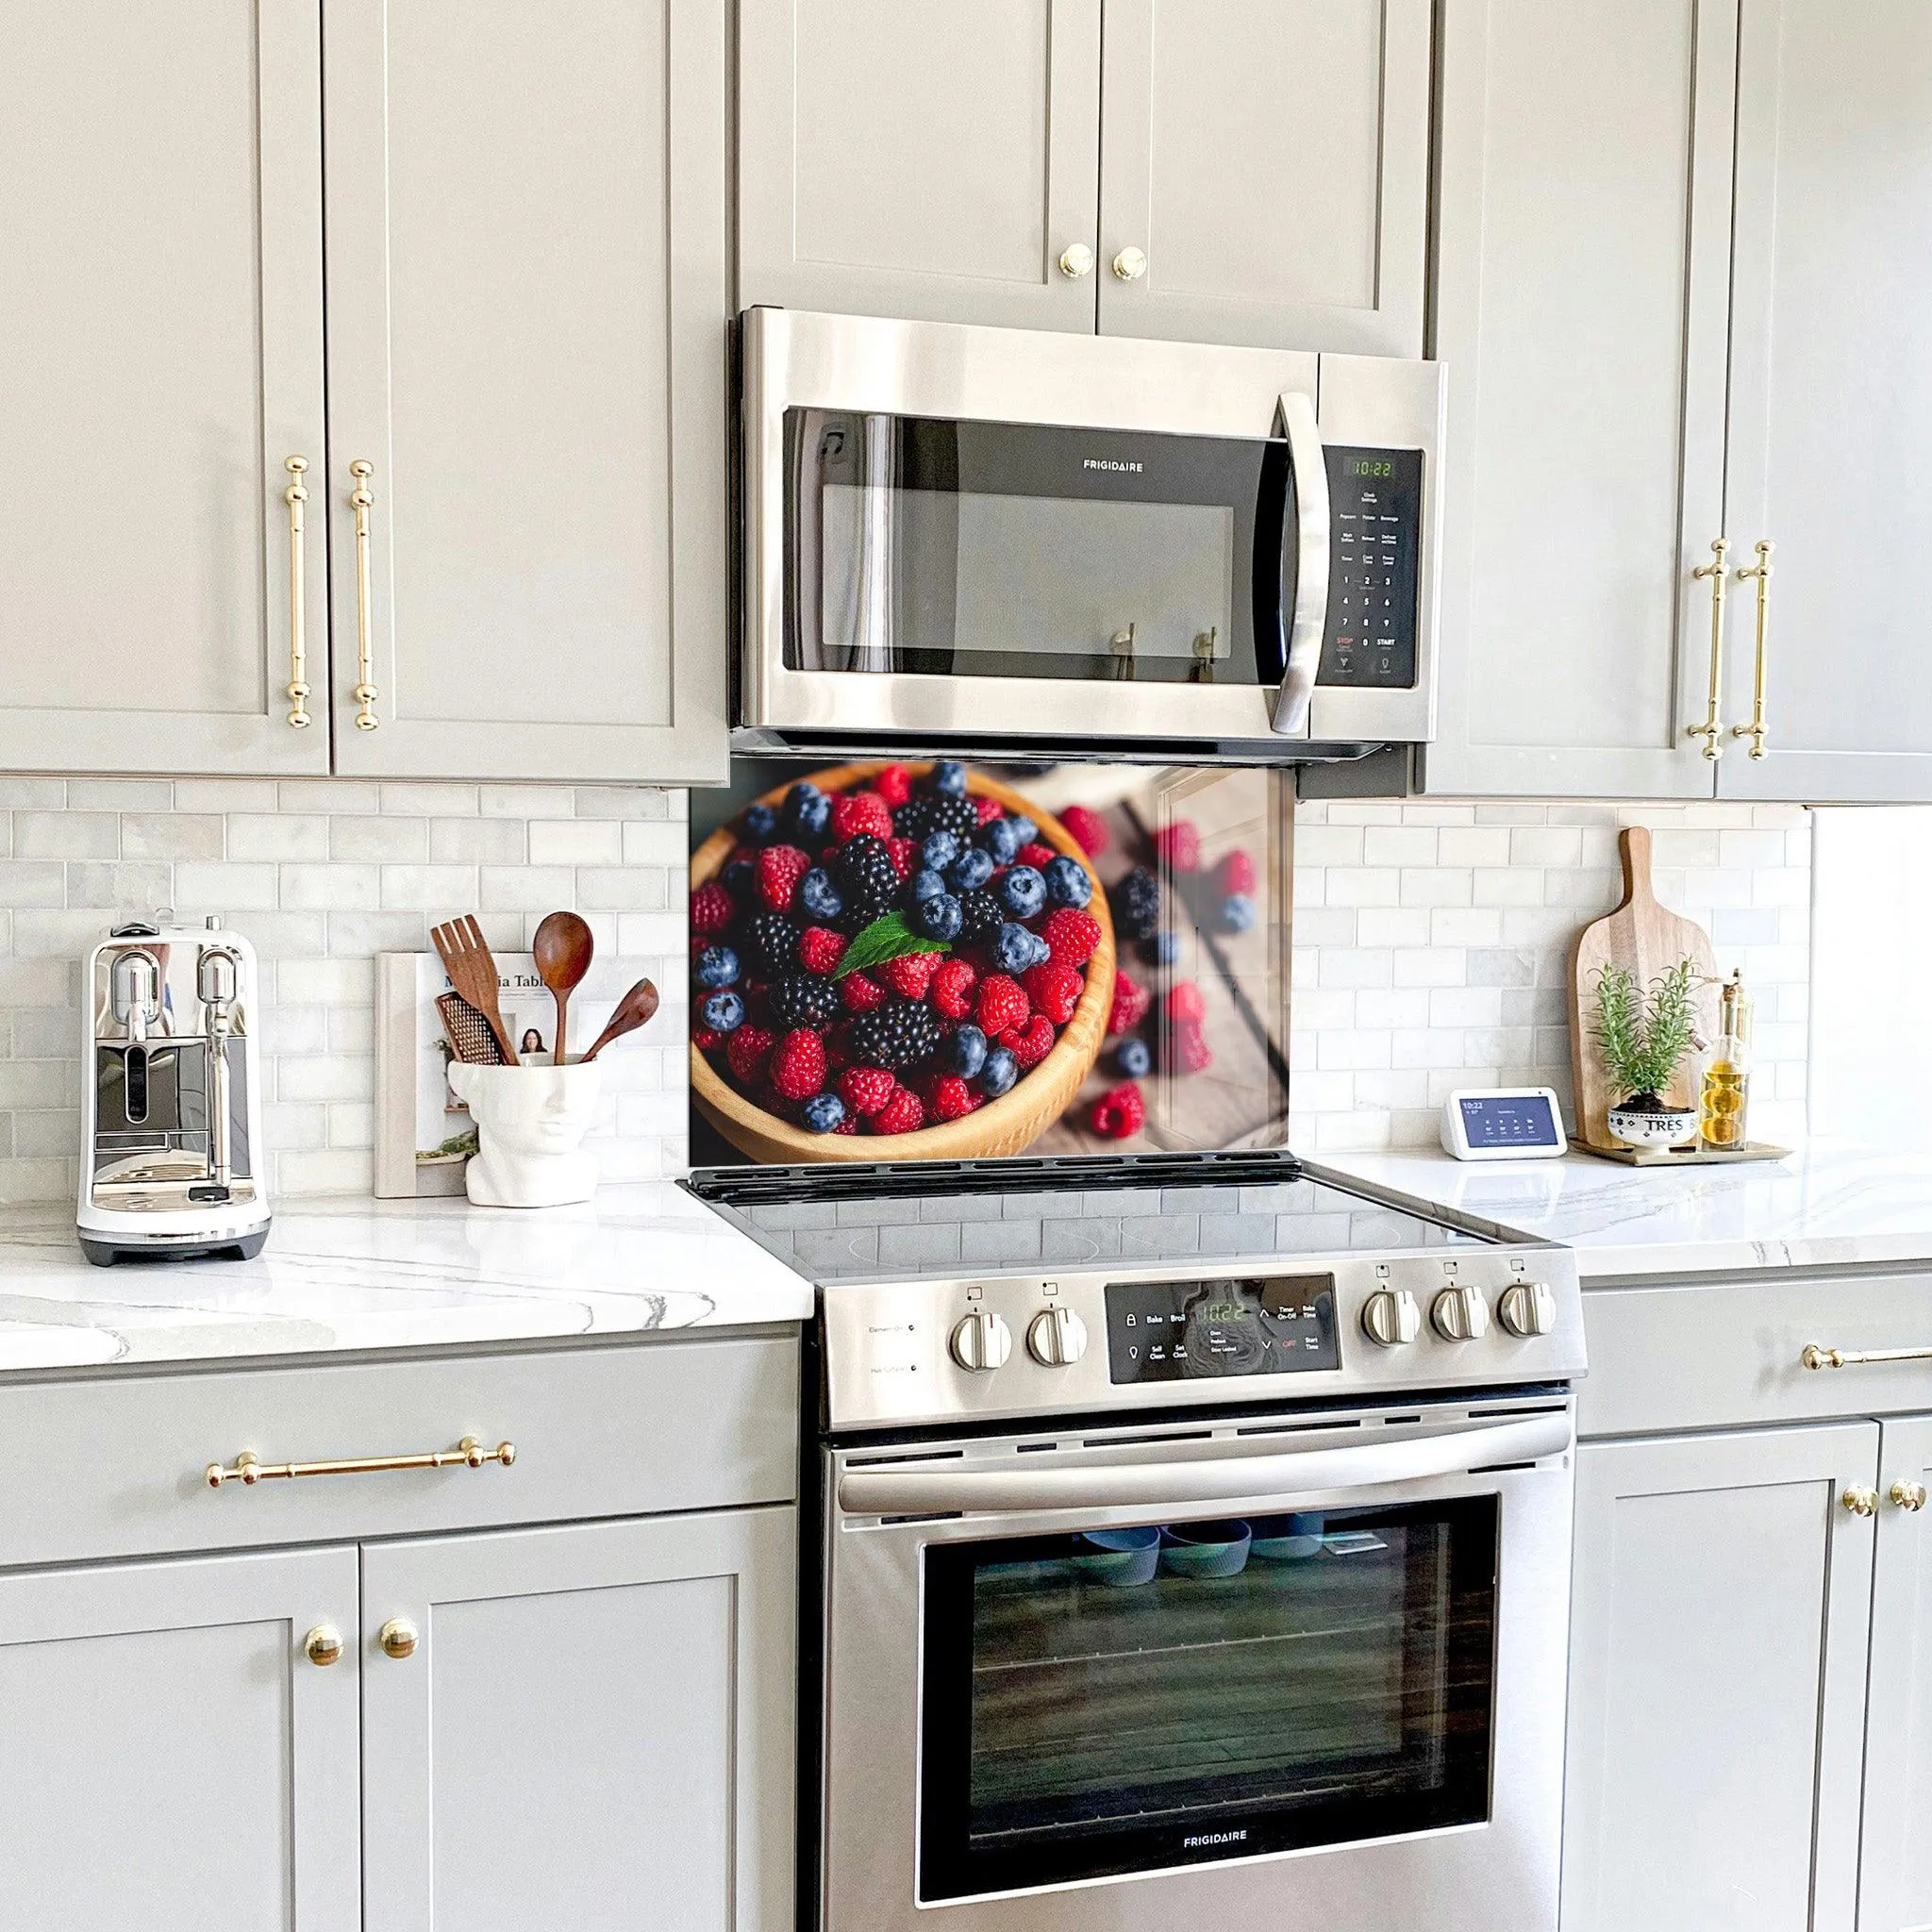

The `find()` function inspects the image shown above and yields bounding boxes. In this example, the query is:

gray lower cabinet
[1561,1423,1878,1932]
[0,1545,361,1932]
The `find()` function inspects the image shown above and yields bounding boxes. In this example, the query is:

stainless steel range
[704,1160,1584,1932]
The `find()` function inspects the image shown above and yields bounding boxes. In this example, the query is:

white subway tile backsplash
[227,814,329,861]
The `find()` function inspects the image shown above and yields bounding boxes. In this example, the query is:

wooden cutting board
[1569,826,1722,1151]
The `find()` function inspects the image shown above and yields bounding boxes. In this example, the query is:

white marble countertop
[1313,1140,1932,1278]
[0,1183,812,1374]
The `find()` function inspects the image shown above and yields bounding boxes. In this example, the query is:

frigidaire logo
[1083,458,1143,473]
[1183,1829,1248,1849]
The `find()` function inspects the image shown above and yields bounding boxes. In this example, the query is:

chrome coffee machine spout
[196,934,242,1192]
[109,948,160,1045]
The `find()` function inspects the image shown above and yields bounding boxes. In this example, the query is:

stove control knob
[1498,1280,1557,1339]
[1360,1289,1421,1347]
[949,1309,1012,1374]
[1431,1284,1491,1343]
[1026,1306,1089,1368]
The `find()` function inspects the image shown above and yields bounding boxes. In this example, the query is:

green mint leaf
[833,910,949,978]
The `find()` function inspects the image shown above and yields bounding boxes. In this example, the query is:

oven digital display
[1104,1275,1340,1384]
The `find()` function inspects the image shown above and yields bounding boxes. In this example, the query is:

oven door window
[918,1496,1498,1901]
[784,409,1291,688]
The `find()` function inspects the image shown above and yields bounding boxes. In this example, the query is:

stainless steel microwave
[737,308,1445,757]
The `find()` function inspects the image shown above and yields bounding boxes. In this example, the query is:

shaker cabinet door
[1423,0,1735,799]
[1561,1424,1878,1932]
[0,1546,360,1932]
[1095,0,1428,354]
[322,0,730,784]
[738,0,1103,332]
[360,1508,796,1932]
[1719,0,1932,802]
[0,0,330,775]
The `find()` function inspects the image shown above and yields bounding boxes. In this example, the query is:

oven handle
[1269,388,1331,737]
[837,1411,1571,1518]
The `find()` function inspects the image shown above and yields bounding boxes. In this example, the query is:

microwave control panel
[1318,444,1424,690]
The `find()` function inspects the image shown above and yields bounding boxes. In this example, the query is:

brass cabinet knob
[1843,1486,1880,1517]
[1058,242,1094,279]
[1891,1479,1928,1512]
[1111,245,1148,282]
[378,1617,419,1660]
[303,1624,343,1667]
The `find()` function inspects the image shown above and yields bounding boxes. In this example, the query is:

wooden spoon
[431,915,518,1065]
[532,910,594,1064]
[580,978,659,1062]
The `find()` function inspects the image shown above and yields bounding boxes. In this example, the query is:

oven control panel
[1104,1274,1340,1385]
[1318,444,1423,691]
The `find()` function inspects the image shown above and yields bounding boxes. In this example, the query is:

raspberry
[691,882,735,936]
[756,844,810,912]
[1000,1014,1057,1069]
[798,926,847,975]
[1091,1080,1147,1138]
[839,1067,896,1118]
[976,974,1029,1036]
[929,1074,978,1123]
[1016,841,1058,872]
[878,950,943,1000]
[1109,968,1152,1034]
[1059,804,1109,856]
[770,1028,827,1101]
[832,1115,860,1134]
[873,764,914,808]
[931,958,978,1021]
[974,794,1005,825]
[691,1025,724,1051]
[873,1088,926,1135]
[887,837,920,880]
[1153,821,1202,873]
[840,969,889,1012]
[1040,908,1102,967]
[1218,848,1258,896]
[831,790,894,844]
[726,843,759,872]
[726,1024,775,1086]
[1170,1016,1213,1074]
[1023,958,1084,1024]
[1167,980,1207,1024]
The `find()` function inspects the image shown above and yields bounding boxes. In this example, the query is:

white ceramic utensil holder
[447,1061,601,1208]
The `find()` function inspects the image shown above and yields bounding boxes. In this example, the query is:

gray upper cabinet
[0,1,330,777]
[738,0,1104,331]
[1424,0,1737,799]
[1097,0,1428,354]
[323,0,730,784]
[1717,0,1932,803]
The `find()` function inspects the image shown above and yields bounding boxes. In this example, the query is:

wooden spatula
[432,915,519,1065]
[580,978,659,1062]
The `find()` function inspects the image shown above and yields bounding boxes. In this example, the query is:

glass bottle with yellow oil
[1699,971,1753,1150]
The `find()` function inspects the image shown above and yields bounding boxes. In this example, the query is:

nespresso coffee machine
[76,917,270,1265]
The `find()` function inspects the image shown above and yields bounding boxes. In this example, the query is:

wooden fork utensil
[431,915,518,1065]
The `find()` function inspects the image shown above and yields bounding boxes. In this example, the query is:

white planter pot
[1607,1104,1698,1150]
[446,1061,601,1208]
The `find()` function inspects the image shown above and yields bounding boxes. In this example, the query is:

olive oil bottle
[1699,971,1753,1150]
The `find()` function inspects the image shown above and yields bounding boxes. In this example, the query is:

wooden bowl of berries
[689,761,1115,1163]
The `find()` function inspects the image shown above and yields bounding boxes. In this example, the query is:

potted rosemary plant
[1591,958,1701,1148]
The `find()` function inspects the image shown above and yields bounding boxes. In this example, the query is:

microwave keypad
[1319,445,1423,689]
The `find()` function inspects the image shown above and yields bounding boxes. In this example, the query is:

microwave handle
[836,1410,1570,1518]
[1270,390,1331,737]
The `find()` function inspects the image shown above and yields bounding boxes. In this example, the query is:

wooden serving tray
[1569,1139,1792,1168]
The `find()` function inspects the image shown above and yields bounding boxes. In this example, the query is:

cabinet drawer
[0,1334,799,1570]
[1580,1268,1932,1437]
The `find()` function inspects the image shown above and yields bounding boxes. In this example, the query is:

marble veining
[0,1182,812,1374]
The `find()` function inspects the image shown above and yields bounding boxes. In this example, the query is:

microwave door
[1269,390,1331,738]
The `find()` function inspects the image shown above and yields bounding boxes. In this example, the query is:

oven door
[820,1399,1573,1932]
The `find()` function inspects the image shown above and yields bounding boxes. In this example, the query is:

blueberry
[1043,855,1092,908]
[948,846,994,891]
[1141,930,1181,967]
[909,868,947,903]
[800,1092,846,1133]
[1115,1038,1152,1078]
[742,802,778,842]
[992,922,1036,974]
[798,867,844,922]
[996,865,1046,919]
[1007,815,1038,846]
[692,944,739,990]
[914,892,963,941]
[722,859,755,900]
[978,817,1025,866]
[947,1023,988,1077]
[781,781,830,841]
[1025,930,1052,969]
[921,830,960,873]
[978,1046,1019,1097]
[1221,892,1257,933]
[699,989,745,1033]
[931,760,968,798]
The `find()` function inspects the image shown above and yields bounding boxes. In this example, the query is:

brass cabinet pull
[349,458,379,730]
[1843,1486,1880,1517]
[378,1618,419,1661]
[1732,540,1774,758]
[283,457,311,728]
[1890,1480,1928,1513]
[206,1434,515,1489]
[1802,1343,1932,1371]
[304,1624,344,1667]
[1686,537,1730,758]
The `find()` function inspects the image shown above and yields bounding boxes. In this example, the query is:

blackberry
[837,835,901,928]
[958,888,1004,942]
[893,793,978,843]
[746,911,802,973]
[850,1000,943,1071]
[1112,865,1163,941]
[769,974,841,1028]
